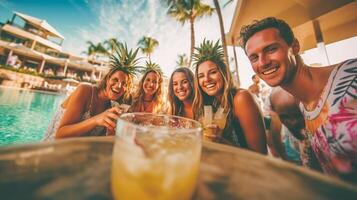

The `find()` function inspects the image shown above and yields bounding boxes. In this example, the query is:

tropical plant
[83,41,108,60]
[141,60,163,74]
[176,53,189,68]
[137,36,159,62]
[109,42,143,76]
[82,41,95,57]
[162,0,214,68]
[104,38,121,54]
[193,39,224,67]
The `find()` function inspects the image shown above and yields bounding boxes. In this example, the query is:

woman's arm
[234,89,267,154]
[55,85,121,138]
[266,111,287,159]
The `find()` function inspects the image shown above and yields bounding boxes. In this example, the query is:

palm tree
[137,36,159,62]
[141,60,163,74]
[83,41,108,60]
[82,41,96,58]
[110,42,143,76]
[231,39,240,87]
[104,38,120,54]
[214,0,240,87]
[163,0,214,68]
[176,53,189,68]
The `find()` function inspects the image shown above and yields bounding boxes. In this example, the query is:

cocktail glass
[111,113,202,200]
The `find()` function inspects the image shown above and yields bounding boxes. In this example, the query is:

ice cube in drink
[112,133,201,200]
[111,113,202,200]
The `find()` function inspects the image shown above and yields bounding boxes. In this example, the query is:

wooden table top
[0,137,356,200]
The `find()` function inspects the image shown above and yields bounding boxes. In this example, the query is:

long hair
[168,67,195,116]
[131,69,165,113]
[97,67,133,104]
[192,59,235,120]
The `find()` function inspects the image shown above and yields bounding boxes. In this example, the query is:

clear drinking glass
[201,106,227,142]
[111,113,202,200]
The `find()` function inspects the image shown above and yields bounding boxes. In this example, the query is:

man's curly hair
[239,17,295,49]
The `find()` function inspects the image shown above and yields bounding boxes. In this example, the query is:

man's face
[252,75,260,84]
[245,28,298,87]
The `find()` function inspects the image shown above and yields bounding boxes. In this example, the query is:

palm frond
[176,53,189,68]
[332,63,357,106]
[137,36,159,55]
[141,60,163,75]
[109,42,144,77]
[193,39,224,67]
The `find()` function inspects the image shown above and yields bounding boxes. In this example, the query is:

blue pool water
[0,87,65,146]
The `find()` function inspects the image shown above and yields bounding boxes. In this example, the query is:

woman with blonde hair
[168,67,195,119]
[192,40,267,154]
[43,42,140,140]
[130,65,166,114]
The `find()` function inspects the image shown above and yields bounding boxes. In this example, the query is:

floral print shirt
[300,59,357,179]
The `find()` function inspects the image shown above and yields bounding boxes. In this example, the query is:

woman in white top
[44,44,140,140]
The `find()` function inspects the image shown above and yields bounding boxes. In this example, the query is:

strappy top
[43,85,106,141]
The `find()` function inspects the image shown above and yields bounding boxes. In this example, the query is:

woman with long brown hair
[192,40,267,154]
[168,67,195,118]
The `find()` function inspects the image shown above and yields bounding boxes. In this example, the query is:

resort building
[0,12,110,91]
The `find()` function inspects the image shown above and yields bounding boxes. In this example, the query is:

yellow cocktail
[111,113,202,200]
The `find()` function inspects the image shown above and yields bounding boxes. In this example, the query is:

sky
[0,0,356,88]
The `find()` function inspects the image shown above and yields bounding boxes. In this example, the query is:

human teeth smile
[206,84,215,89]
[262,67,278,75]
[111,88,120,93]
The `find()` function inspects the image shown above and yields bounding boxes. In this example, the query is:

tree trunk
[189,15,195,68]
[232,38,240,87]
[213,0,229,68]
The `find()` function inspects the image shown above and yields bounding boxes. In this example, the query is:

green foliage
[109,42,143,77]
[104,38,121,53]
[137,36,159,61]
[163,0,215,25]
[141,60,163,75]
[0,64,42,77]
[176,53,189,68]
[193,39,224,67]
[82,41,108,56]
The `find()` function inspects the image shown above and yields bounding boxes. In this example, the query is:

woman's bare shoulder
[233,88,253,102]
[63,84,93,107]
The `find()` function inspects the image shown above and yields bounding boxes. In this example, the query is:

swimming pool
[0,86,65,146]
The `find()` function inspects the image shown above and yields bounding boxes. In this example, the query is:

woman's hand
[94,106,122,132]
[203,123,223,142]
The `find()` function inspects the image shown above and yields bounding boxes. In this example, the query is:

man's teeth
[262,68,278,75]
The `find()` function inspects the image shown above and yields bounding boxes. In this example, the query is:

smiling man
[240,17,357,182]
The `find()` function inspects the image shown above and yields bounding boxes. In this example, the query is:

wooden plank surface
[0,137,356,200]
